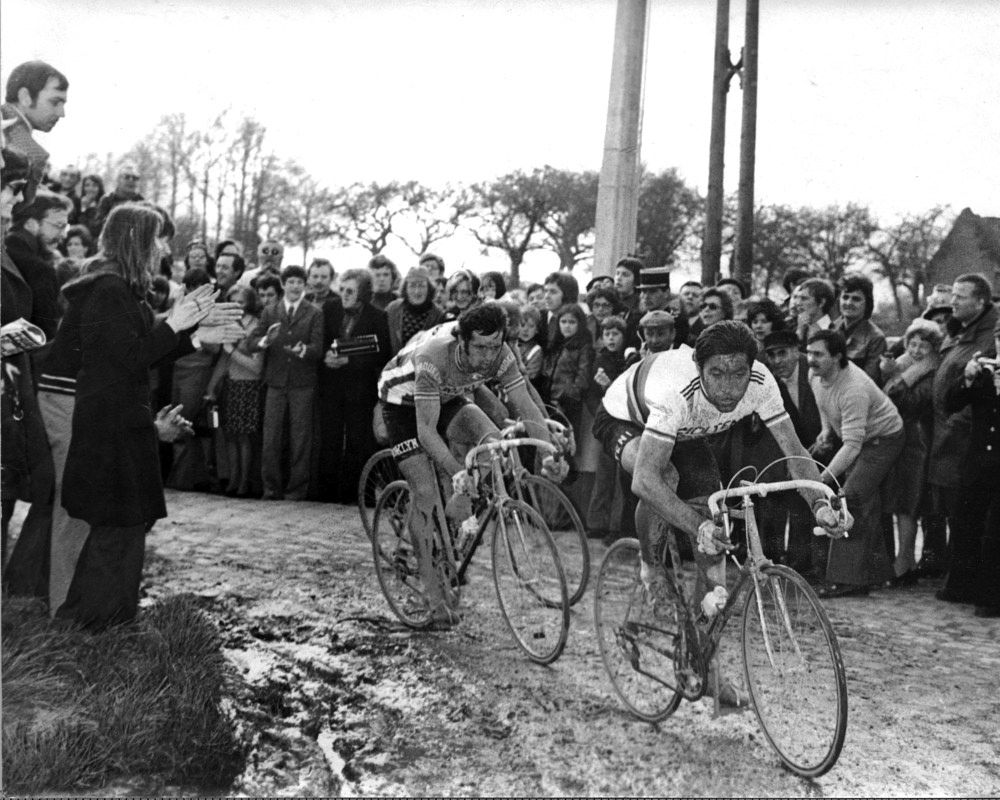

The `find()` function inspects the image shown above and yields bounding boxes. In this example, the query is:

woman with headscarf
[385,266,444,355]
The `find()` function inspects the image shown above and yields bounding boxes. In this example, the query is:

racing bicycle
[361,419,589,606]
[371,426,571,664]
[593,475,850,777]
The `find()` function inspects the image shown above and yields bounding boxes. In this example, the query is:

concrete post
[701,0,731,287]
[593,0,649,278]
[734,0,760,288]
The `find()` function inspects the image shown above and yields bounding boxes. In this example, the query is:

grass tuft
[2,593,245,794]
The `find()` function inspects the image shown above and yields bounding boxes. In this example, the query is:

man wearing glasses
[95,164,143,230]
[4,189,72,339]
[239,239,285,289]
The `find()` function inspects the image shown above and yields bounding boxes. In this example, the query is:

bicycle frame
[631,478,847,699]
[431,433,563,587]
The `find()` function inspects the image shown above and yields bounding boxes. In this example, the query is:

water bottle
[456,515,478,555]
[700,586,729,620]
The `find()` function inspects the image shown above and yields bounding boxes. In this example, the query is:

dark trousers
[56,523,146,630]
[943,461,1000,606]
[317,380,377,503]
[262,385,315,499]
[826,431,904,586]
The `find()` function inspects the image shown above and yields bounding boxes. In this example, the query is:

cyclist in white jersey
[377,304,564,627]
[594,322,848,625]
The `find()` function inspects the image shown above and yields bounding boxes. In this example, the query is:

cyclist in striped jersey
[377,304,565,627]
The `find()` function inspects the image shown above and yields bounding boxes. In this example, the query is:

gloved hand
[451,469,476,497]
[696,519,732,556]
[813,499,853,539]
[540,455,569,483]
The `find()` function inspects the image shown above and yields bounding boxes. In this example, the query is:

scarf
[400,298,434,346]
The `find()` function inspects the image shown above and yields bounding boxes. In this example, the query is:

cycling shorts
[381,398,470,463]
[593,403,735,501]
[592,404,643,464]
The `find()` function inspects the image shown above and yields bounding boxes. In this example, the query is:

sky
[3,0,999,285]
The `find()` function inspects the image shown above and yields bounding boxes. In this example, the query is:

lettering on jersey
[392,438,421,458]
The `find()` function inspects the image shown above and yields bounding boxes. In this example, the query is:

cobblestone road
[140,489,999,797]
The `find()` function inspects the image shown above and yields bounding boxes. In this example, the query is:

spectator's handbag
[330,334,380,357]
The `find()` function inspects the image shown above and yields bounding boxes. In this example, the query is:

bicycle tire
[491,498,570,665]
[516,474,590,606]
[358,448,402,540]
[592,538,683,722]
[371,481,433,628]
[741,564,848,778]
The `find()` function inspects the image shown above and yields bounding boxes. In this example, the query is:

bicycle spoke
[358,448,402,540]
[518,475,590,606]
[742,565,848,777]
[371,481,433,628]
[491,500,569,665]
[593,539,683,722]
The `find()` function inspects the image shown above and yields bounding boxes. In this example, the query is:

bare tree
[746,203,814,295]
[266,161,340,264]
[635,168,703,272]
[393,182,464,257]
[537,166,599,271]
[798,203,877,285]
[228,117,270,251]
[333,181,411,255]
[461,169,548,286]
[868,206,952,318]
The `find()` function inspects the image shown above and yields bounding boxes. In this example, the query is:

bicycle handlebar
[498,418,568,440]
[464,436,560,472]
[707,479,851,538]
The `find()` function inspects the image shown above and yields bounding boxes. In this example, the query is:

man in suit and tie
[759,329,825,580]
[251,265,324,500]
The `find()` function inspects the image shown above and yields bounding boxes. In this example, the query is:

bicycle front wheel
[742,564,848,778]
[371,480,432,628]
[358,448,402,540]
[516,474,590,606]
[593,538,683,722]
[491,499,570,665]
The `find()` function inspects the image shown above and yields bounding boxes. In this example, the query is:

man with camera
[929,273,998,600]
[941,325,1000,618]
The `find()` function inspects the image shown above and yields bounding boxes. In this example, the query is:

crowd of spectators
[2,60,998,628]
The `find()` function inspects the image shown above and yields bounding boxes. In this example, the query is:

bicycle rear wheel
[593,538,683,722]
[516,474,590,606]
[358,448,402,540]
[491,499,570,665]
[742,564,848,777]
[371,481,432,628]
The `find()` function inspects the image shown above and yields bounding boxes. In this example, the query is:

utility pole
[733,0,759,288]
[593,0,649,277]
[700,0,738,287]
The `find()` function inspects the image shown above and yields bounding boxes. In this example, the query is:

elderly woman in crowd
[385,265,444,355]
[442,269,479,322]
[317,268,391,502]
[880,318,942,585]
